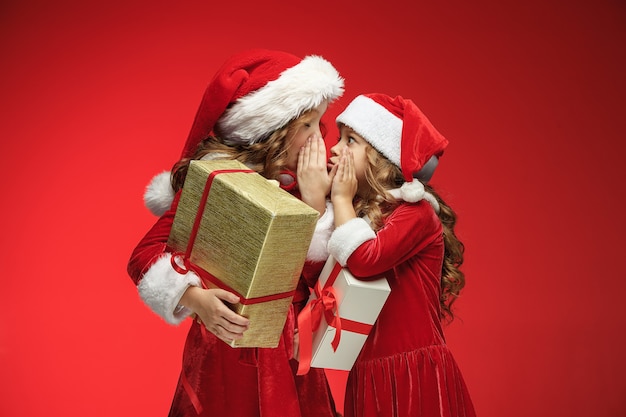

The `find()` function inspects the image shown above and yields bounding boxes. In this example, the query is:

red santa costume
[328,94,476,417]
[127,49,344,417]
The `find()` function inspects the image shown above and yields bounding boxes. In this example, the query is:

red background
[2,1,625,416]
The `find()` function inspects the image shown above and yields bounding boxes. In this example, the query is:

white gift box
[307,256,391,371]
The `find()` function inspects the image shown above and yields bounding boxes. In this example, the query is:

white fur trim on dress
[336,95,402,166]
[327,217,376,266]
[144,171,175,217]
[218,55,345,145]
[306,200,334,262]
[137,253,201,325]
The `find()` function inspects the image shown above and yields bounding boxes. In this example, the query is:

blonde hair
[355,144,466,322]
[171,110,319,192]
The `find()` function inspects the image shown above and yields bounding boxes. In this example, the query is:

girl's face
[286,100,328,171]
[329,125,370,195]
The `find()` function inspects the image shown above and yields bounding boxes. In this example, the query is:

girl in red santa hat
[327,93,476,417]
[127,49,344,417]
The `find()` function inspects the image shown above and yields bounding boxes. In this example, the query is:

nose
[329,140,342,156]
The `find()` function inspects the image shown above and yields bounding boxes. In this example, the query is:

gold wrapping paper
[168,159,319,347]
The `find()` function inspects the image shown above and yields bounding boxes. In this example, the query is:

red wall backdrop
[2,1,625,416]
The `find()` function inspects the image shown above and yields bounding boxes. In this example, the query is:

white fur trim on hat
[144,171,175,216]
[218,55,344,145]
[336,95,402,166]
[137,253,201,325]
[327,217,376,266]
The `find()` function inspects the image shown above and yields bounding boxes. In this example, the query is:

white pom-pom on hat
[336,93,448,212]
[144,171,174,217]
[387,181,441,213]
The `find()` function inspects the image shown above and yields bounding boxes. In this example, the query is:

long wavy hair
[354,145,466,323]
[170,111,321,192]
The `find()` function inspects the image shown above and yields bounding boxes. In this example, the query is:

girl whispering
[127,49,344,417]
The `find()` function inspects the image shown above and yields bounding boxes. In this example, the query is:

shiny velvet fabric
[168,308,337,417]
[339,202,476,417]
[128,192,337,417]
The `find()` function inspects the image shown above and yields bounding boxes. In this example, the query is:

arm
[328,148,441,276]
[127,192,249,342]
[329,203,441,277]
[127,194,199,324]
[297,136,338,262]
[327,147,377,268]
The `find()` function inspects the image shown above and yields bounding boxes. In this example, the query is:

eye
[348,136,356,144]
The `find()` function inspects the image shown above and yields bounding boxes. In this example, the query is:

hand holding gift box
[297,255,391,374]
[168,159,320,348]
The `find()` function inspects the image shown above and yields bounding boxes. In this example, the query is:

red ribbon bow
[170,167,298,414]
[296,262,344,375]
[296,261,376,375]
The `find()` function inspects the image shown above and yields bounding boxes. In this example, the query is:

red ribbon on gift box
[169,167,297,414]
[170,168,296,305]
[296,260,373,375]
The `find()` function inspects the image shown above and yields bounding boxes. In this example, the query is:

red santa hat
[144,49,344,216]
[335,93,448,206]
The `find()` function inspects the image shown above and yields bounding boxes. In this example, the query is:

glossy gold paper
[168,160,319,347]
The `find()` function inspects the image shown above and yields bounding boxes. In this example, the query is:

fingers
[328,163,338,181]
[219,306,250,327]
[217,317,248,340]
[213,289,250,327]
[299,137,326,169]
[345,149,355,178]
[206,321,247,343]
[298,142,305,169]
[193,288,251,343]
[298,138,310,169]
[331,148,357,204]
[336,149,352,182]
[213,288,241,304]
[309,136,326,165]
[200,309,248,342]
[341,148,355,178]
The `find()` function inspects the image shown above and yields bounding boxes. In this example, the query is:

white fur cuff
[327,218,376,266]
[306,200,334,262]
[137,253,201,325]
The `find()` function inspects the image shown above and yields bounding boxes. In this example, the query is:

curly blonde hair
[171,111,319,192]
[354,145,466,322]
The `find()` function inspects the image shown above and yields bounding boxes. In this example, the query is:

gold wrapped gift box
[168,159,319,347]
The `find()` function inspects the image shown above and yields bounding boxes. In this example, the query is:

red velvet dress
[128,192,337,417]
[328,201,476,417]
